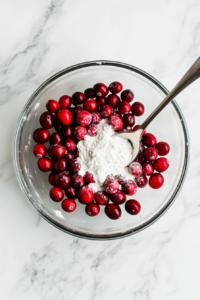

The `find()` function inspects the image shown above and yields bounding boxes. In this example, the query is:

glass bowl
[13,61,189,240]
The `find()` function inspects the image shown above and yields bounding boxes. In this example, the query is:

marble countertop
[1,0,200,299]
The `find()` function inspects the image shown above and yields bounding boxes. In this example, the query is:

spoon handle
[140,57,200,130]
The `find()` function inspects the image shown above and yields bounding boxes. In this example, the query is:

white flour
[77,119,134,193]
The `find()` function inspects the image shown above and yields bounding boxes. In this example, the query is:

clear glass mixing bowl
[13,61,189,240]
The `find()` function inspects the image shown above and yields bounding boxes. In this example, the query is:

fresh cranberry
[129,162,142,176]
[71,106,83,118]
[122,180,137,196]
[65,152,74,160]
[100,105,113,118]
[83,172,95,183]
[78,186,94,204]
[135,175,148,188]
[125,199,141,215]
[48,172,57,186]
[113,111,123,119]
[50,132,63,145]
[132,125,146,136]
[104,177,119,194]
[57,109,73,125]
[144,147,158,161]
[92,112,102,124]
[54,158,68,172]
[108,115,123,131]
[55,172,71,189]
[33,144,47,158]
[142,133,157,147]
[85,202,100,216]
[71,174,84,188]
[46,100,60,112]
[38,157,52,172]
[155,142,170,156]
[96,96,106,107]
[108,81,123,94]
[62,125,74,138]
[110,191,126,205]
[93,83,108,97]
[118,101,131,114]
[77,110,92,126]
[88,124,98,136]
[69,159,81,173]
[84,88,95,98]
[114,175,124,184]
[48,144,67,158]
[40,112,54,129]
[149,173,164,189]
[72,92,86,105]
[122,113,135,127]
[94,192,109,205]
[131,102,145,116]
[64,139,77,151]
[136,153,145,164]
[50,187,64,202]
[62,199,77,212]
[142,162,154,176]
[105,204,121,220]
[106,94,120,108]
[83,98,97,112]
[139,143,144,153]
[74,149,79,158]
[33,128,50,144]
[121,89,134,102]
[59,95,72,109]
[74,126,87,140]
[154,158,169,172]
[65,186,77,199]
[54,119,63,132]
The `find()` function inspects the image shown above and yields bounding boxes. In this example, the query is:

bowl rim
[13,60,190,240]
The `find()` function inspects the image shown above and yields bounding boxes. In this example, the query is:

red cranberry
[54,158,68,172]
[74,149,79,158]
[57,109,73,125]
[94,192,109,205]
[48,172,57,186]
[84,88,95,98]
[122,180,137,196]
[139,143,144,153]
[59,95,72,109]
[65,139,76,151]
[33,144,47,158]
[108,81,123,94]
[78,186,94,204]
[113,111,123,119]
[69,159,81,173]
[142,133,157,147]
[132,125,146,136]
[93,83,108,97]
[88,124,98,136]
[92,112,102,124]
[48,144,67,158]
[65,152,74,160]
[135,175,148,188]
[65,186,77,199]
[62,125,73,138]
[136,153,145,164]
[154,158,169,172]
[96,96,106,107]
[122,113,135,127]
[50,132,63,145]
[142,162,154,176]
[85,202,100,216]
[106,94,120,108]
[46,100,59,112]
[55,172,71,189]
[149,173,164,189]
[144,147,158,161]
[129,162,142,176]
[77,110,92,126]
[71,106,83,118]
[40,112,54,129]
[100,105,113,118]
[83,172,95,183]
[71,174,84,188]
[50,187,64,202]
[110,191,126,205]
[54,119,63,132]
[83,98,97,112]
[108,115,123,131]
[125,199,141,215]
[72,92,86,105]
[38,157,52,172]
[33,128,50,144]
[121,89,134,102]
[105,204,121,220]
[62,199,77,212]
[74,126,87,140]
[114,174,125,184]
[155,142,170,156]
[118,101,131,114]
[131,102,145,116]
[104,177,119,194]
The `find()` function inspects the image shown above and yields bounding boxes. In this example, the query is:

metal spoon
[114,57,200,164]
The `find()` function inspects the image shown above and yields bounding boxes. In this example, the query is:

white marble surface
[1,0,200,299]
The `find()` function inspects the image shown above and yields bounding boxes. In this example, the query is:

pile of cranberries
[33,82,170,220]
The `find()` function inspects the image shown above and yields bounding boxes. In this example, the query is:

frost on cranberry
[118,101,131,114]
[155,142,170,156]
[100,105,113,118]
[93,83,108,97]
[122,180,137,196]
[50,187,64,202]
[62,199,77,212]
[104,177,119,194]
[92,112,102,124]
[48,144,67,158]
[88,124,98,136]
[154,157,169,172]
[108,115,123,131]
[55,172,71,189]
[38,157,52,172]
[142,133,157,147]
[71,106,83,118]
[64,139,77,151]
[121,89,134,102]
[72,92,86,105]
[69,159,81,173]
[78,186,94,204]
[144,147,158,161]
[135,175,148,188]
[59,95,72,109]
[77,110,92,126]
[40,112,55,129]
[85,203,100,217]
[149,173,164,189]
[94,192,109,206]
[83,98,97,112]
[110,191,127,205]
[108,81,123,94]
[105,204,121,220]
[84,172,95,183]
[129,162,142,176]
[71,174,84,188]
[33,128,50,144]
[74,126,87,140]
[106,94,120,108]
[125,199,141,215]
[131,102,145,116]
[33,144,47,158]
